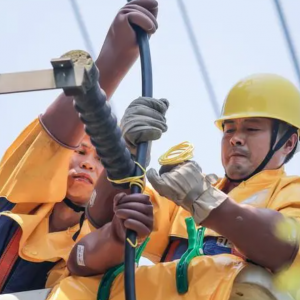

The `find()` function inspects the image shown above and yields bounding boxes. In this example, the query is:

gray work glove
[146,161,228,224]
[120,97,169,167]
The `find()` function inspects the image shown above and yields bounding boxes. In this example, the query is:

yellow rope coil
[158,141,194,165]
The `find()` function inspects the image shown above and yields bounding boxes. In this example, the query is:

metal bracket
[0,57,89,96]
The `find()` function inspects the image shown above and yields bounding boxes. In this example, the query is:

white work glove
[146,161,228,224]
[120,97,169,166]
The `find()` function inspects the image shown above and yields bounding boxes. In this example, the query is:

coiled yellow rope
[158,141,194,165]
[107,141,194,247]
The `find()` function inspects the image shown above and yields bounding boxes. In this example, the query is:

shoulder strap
[0,227,22,292]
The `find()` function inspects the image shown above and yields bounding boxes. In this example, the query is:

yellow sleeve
[268,182,300,216]
[274,224,300,297]
[0,118,73,204]
[142,185,177,264]
[267,183,300,295]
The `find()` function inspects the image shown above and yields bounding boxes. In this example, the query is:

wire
[69,0,117,112]
[273,0,300,87]
[176,0,220,118]
[69,0,96,60]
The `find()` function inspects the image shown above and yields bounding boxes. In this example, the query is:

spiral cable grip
[65,50,136,186]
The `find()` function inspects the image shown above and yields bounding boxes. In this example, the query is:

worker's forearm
[87,170,130,229]
[96,46,138,100]
[67,223,124,276]
[39,94,84,148]
[202,198,298,272]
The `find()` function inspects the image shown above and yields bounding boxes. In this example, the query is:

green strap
[97,263,124,300]
[97,237,150,300]
[135,237,150,265]
[176,217,206,294]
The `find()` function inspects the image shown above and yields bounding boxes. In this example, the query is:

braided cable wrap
[64,50,135,186]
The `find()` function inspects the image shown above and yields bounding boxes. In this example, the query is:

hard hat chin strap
[63,198,86,241]
[63,198,85,212]
[225,121,297,183]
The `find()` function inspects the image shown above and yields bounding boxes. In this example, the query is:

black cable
[72,59,136,183]
[176,0,220,118]
[123,26,152,300]
[124,1,153,300]
[273,0,300,87]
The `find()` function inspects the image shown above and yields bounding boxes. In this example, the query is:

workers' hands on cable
[146,161,228,224]
[111,193,153,244]
[120,0,158,37]
[121,97,169,166]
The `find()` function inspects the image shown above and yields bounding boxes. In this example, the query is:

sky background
[1,0,300,265]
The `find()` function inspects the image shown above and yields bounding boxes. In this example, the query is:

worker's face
[67,136,103,205]
[221,117,287,180]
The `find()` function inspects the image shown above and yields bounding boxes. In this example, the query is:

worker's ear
[283,133,298,156]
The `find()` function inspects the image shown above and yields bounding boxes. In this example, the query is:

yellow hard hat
[215,73,300,134]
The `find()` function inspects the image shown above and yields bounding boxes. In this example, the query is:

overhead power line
[69,0,118,112]
[273,0,300,87]
[69,0,96,59]
[176,0,220,118]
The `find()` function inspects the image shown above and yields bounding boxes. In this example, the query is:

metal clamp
[0,58,88,95]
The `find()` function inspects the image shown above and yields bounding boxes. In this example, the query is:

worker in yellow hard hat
[146,73,300,295]
[0,0,158,295]
[215,73,300,182]
[49,73,300,300]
